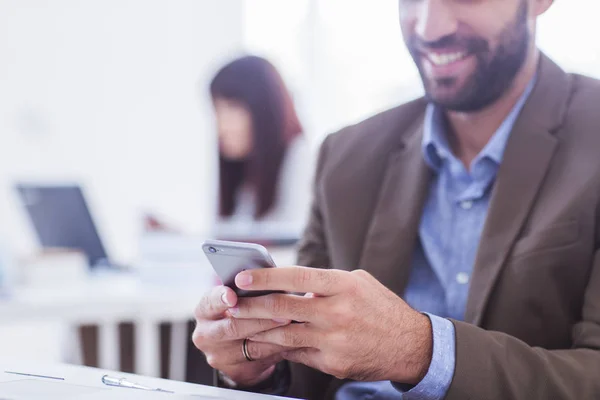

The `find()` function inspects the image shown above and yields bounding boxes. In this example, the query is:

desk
[0,359,294,399]
[0,272,204,379]
[0,247,297,380]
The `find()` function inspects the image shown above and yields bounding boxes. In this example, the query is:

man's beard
[407,0,530,112]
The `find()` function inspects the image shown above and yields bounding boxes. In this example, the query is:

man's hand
[230,267,433,384]
[192,285,291,386]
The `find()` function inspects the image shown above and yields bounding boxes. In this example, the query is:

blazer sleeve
[446,248,600,400]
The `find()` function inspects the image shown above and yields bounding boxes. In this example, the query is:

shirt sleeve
[398,313,456,399]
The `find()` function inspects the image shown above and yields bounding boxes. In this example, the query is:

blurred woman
[210,55,311,243]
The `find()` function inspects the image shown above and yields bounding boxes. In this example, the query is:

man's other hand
[229,267,433,384]
[192,285,291,387]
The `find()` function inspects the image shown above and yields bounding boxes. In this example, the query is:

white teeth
[428,52,466,66]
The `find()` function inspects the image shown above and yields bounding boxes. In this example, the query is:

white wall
[536,0,600,76]
[0,0,245,263]
[3,0,598,265]
[245,0,600,140]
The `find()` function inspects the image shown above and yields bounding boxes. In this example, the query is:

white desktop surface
[0,270,205,324]
[0,270,205,379]
[0,245,297,325]
[0,359,294,399]
[0,246,298,379]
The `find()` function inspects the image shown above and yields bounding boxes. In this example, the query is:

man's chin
[425,91,473,112]
[425,88,462,108]
[426,93,493,113]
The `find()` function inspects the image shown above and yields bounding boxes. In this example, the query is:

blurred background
[0,0,598,385]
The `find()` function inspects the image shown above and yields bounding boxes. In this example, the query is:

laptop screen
[16,184,109,268]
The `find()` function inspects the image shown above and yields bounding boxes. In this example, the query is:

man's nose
[414,0,458,44]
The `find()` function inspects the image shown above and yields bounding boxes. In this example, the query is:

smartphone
[202,239,281,297]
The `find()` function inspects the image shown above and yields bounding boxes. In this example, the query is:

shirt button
[456,272,470,285]
[460,200,474,210]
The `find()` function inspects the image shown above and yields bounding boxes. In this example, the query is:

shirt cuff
[397,313,456,399]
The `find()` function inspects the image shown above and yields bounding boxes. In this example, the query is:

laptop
[16,184,111,269]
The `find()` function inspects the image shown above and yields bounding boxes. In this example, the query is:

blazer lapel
[358,118,432,296]
[466,54,572,325]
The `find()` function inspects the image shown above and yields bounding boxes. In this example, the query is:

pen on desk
[101,375,174,393]
[4,371,64,380]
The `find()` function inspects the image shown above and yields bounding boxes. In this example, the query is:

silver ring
[242,338,255,362]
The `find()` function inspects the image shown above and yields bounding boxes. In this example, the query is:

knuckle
[203,320,233,343]
[210,293,225,314]
[351,269,370,279]
[323,269,342,292]
[328,302,350,324]
[196,288,224,318]
[191,327,205,349]
[264,295,286,316]
[263,269,273,287]
[317,271,333,292]
[284,329,305,347]
[287,297,305,319]
[348,271,367,294]
[221,318,239,340]
[257,318,275,332]
[299,268,313,286]
[194,297,209,320]
[204,354,219,369]
[205,324,222,342]
[205,353,228,371]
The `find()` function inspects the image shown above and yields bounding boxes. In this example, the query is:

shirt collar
[422,76,537,172]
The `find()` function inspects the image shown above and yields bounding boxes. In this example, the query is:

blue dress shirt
[336,78,535,400]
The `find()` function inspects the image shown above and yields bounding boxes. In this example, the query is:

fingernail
[221,291,233,307]
[229,307,239,317]
[273,318,290,324]
[236,272,253,288]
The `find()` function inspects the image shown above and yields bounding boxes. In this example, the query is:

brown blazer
[287,54,600,399]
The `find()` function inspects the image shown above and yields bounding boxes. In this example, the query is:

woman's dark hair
[210,55,302,219]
